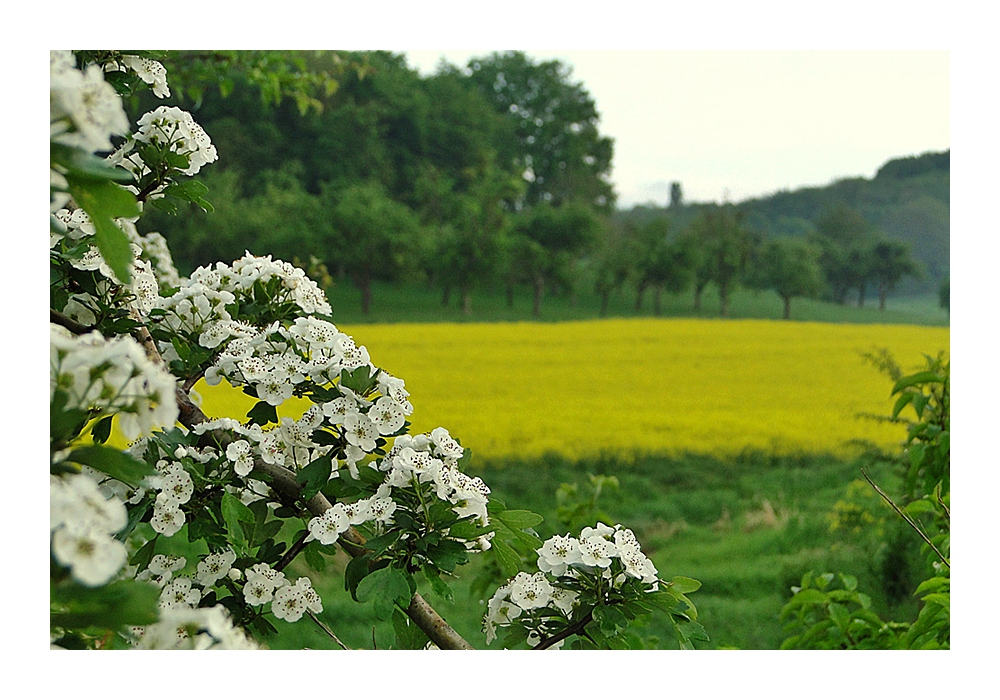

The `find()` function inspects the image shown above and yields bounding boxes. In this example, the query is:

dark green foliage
[748,236,823,319]
[779,355,950,650]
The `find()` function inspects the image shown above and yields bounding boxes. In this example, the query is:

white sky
[404,50,950,208]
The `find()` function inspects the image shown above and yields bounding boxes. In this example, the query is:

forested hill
[622,150,950,293]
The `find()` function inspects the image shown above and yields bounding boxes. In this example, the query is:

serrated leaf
[246,400,278,427]
[356,566,412,620]
[423,565,454,602]
[89,415,114,445]
[392,608,431,650]
[491,538,521,578]
[295,454,332,501]
[221,492,254,554]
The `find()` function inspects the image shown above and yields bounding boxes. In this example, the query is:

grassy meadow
[164,314,948,649]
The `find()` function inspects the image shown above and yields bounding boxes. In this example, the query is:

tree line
[142,50,929,319]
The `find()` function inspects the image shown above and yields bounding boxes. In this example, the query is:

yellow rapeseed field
[192,318,949,462]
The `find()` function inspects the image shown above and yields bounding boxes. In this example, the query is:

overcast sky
[404,50,949,209]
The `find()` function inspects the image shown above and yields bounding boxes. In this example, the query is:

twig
[50,308,92,335]
[308,610,349,650]
[54,310,476,649]
[275,530,310,572]
[534,611,593,650]
[860,467,950,570]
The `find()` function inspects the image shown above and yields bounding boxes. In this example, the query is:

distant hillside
[619,150,950,295]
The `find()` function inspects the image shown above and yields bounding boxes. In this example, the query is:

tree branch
[534,610,593,650]
[860,467,950,570]
[101,311,475,649]
[50,308,93,335]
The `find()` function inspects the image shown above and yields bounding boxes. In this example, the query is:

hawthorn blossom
[159,577,201,611]
[50,52,129,152]
[537,534,583,576]
[369,396,406,435]
[196,550,237,587]
[508,571,553,611]
[343,412,378,453]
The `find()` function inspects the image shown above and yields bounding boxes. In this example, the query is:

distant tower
[669,181,683,209]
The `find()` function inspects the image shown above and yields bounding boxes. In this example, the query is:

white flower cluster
[135,553,186,587]
[304,426,492,551]
[132,605,258,649]
[50,323,178,440]
[147,459,195,536]
[50,473,129,586]
[52,210,164,318]
[140,557,323,627]
[104,54,170,98]
[483,523,658,645]
[194,408,330,476]
[110,105,218,180]
[139,231,182,289]
[50,50,129,154]
[155,254,332,361]
[240,564,323,623]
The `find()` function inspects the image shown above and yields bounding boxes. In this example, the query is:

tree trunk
[505,282,515,309]
[634,284,645,311]
[879,289,887,311]
[782,295,792,320]
[719,282,730,317]
[360,277,372,315]
[857,282,867,308]
[694,283,706,311]
[532,275,545,318]
[461,287,472,315]
[599,291,610,318]
[654,286,662,316]
[441,284,451,307]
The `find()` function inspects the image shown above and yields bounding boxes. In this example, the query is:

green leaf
[491,538,522,578]
[914,576,950,596]
[66,445,155,488]
[221,492,254,554]
[303,541,327,572]
[295,454,332,501]
[128,536,157,571]
[50,579,160,630]
[422,565,454,602]
[344,555,371,600]
[496,509,544,530]
[246,400,278,427]
[424,539,469,573]
[89,415,114,445]
[339,366,377,395]
[356,565,412,620]
[828,602,851,630]
[593,603,629,633]
[892,371,944,395]
[891,392,915,419]
[668,576,702,594]
[67,176,140,284]
[921,593,950,611]
[51,142,135,183]
[392,608,431,650]
[51,390,93,446]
